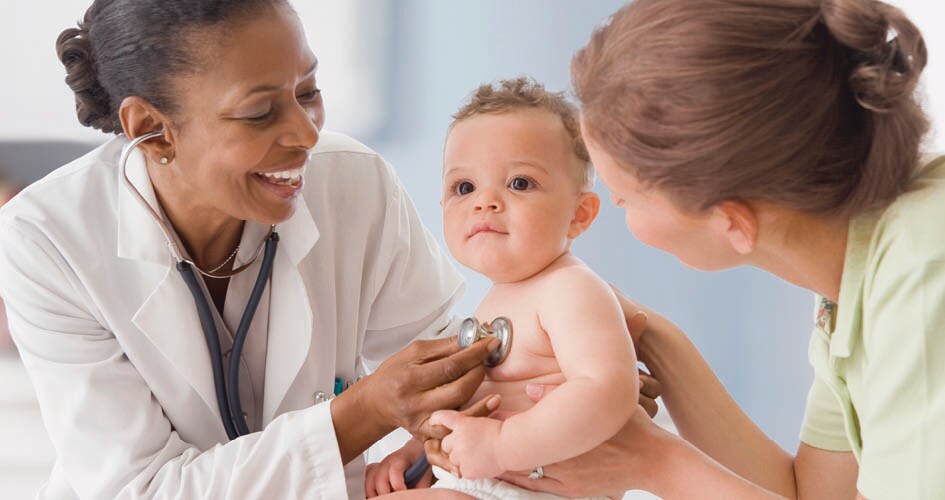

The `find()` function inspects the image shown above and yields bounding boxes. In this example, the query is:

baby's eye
[454,181,475,196]
[509,177,534,191]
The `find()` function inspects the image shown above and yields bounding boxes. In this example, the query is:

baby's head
[442,77,600,284]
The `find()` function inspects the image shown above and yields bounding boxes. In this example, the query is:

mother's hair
[56,0,289,134]
[573,0,929,218]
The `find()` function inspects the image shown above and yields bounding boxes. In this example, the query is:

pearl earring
[160,157,169,165]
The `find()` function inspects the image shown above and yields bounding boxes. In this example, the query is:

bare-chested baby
[366,78,639,500]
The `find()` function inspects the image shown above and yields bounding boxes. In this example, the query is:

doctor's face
[161,5,325,225]
[442,110,587,284]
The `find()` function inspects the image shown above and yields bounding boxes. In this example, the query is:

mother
[0,1,505,498]
[504,0,944,498]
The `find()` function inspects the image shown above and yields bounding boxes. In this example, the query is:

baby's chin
[466,262,540,285]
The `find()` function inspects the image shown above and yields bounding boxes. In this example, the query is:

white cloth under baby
[432,466,611,500]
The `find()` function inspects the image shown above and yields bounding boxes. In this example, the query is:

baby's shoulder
[537,258,611,299]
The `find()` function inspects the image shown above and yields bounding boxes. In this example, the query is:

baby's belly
[470,371,564,413]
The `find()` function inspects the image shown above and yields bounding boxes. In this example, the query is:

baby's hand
[364,439,431,497]
[430,410,504,479]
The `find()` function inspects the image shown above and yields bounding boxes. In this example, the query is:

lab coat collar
[116,140,171,266]
[119,136,321,431]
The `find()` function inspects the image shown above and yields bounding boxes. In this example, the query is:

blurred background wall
[1,1,942,497]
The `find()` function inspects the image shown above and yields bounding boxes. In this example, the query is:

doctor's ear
[711,200,758,255]
[119,96,178,165]
[568,192,600,239]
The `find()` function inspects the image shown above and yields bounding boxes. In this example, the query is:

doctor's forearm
[330,391,395,464]
[639,324,797,497]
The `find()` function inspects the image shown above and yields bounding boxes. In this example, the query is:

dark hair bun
[56,20,122,133]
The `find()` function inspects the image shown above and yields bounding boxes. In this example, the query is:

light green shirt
[801,155,945,499]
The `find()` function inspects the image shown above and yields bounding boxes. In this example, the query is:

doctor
[0,0,498,498]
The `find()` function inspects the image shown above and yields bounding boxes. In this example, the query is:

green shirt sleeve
[856,250,945,499]
[799,370,852,452]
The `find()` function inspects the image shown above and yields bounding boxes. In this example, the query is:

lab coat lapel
[263,195,318,423]
[116,141,225,437]
[132,268,225,435]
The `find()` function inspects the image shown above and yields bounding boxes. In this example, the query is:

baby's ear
[568,192,600,238]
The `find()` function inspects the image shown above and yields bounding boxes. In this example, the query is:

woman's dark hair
[57,0,288,134]
[572,0,929,218]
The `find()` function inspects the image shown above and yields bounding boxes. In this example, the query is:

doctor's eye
[452,181,475,196]
[508,176,535,191]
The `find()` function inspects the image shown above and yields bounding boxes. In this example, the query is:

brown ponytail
[572,0,929,218]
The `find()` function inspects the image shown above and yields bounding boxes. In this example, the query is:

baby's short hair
[451,77,594,190]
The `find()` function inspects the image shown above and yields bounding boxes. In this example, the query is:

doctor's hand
[331,336,498,463]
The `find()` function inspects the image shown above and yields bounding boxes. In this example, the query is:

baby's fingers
[365,463,383,498]
[388,458,409,491]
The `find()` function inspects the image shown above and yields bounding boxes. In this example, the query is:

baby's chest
[474,300,556,375]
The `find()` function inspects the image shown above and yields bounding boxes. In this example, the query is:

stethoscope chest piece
[458,317,513,367]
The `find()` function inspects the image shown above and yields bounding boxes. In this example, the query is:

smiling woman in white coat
[0,1,499,498]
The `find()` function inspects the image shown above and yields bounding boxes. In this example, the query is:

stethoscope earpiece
[458,316,513,366]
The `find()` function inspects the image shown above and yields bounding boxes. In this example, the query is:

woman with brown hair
[501,0,943,498]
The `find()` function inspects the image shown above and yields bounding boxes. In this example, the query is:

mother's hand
[500,406,673,497]
[331,336,498,462]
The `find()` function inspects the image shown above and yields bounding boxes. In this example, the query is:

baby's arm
[430,266,640,478]
[496,267,639,471]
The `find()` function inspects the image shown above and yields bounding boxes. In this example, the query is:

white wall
[0,1,387,141]
[895,0,945,151]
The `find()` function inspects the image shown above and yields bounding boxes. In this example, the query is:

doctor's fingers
[417,394,501,441]
[419,337,498,385]
[424,438,453,473]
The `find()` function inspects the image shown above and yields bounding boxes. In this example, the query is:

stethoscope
[121,131,278,440]
[122,131,516,480]
[403,317,514,487]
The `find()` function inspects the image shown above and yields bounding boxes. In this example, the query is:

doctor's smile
[251,158,308,198]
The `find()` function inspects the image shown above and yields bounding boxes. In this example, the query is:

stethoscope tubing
[227,232,279,436]
[121,131,279,440]
[178,261,241,439]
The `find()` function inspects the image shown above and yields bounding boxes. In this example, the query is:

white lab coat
[0,132,464,499]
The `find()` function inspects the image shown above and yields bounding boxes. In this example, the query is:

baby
[367,78,638,500]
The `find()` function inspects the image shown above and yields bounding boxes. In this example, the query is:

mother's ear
[711,200,758,255]
[568,191,601,238]
[118,96,177,164]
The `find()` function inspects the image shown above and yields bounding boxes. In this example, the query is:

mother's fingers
[499,469,571,497]
[639,394,659,418]
[640,371,661,401]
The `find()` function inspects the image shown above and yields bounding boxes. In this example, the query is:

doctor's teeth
[258,166,305,183]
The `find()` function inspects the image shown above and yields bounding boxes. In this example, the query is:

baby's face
[442,109,584,283]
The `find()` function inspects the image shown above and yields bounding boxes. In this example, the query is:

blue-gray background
[361,0,814,452]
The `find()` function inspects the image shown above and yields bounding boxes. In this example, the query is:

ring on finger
[528,466,544,480]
